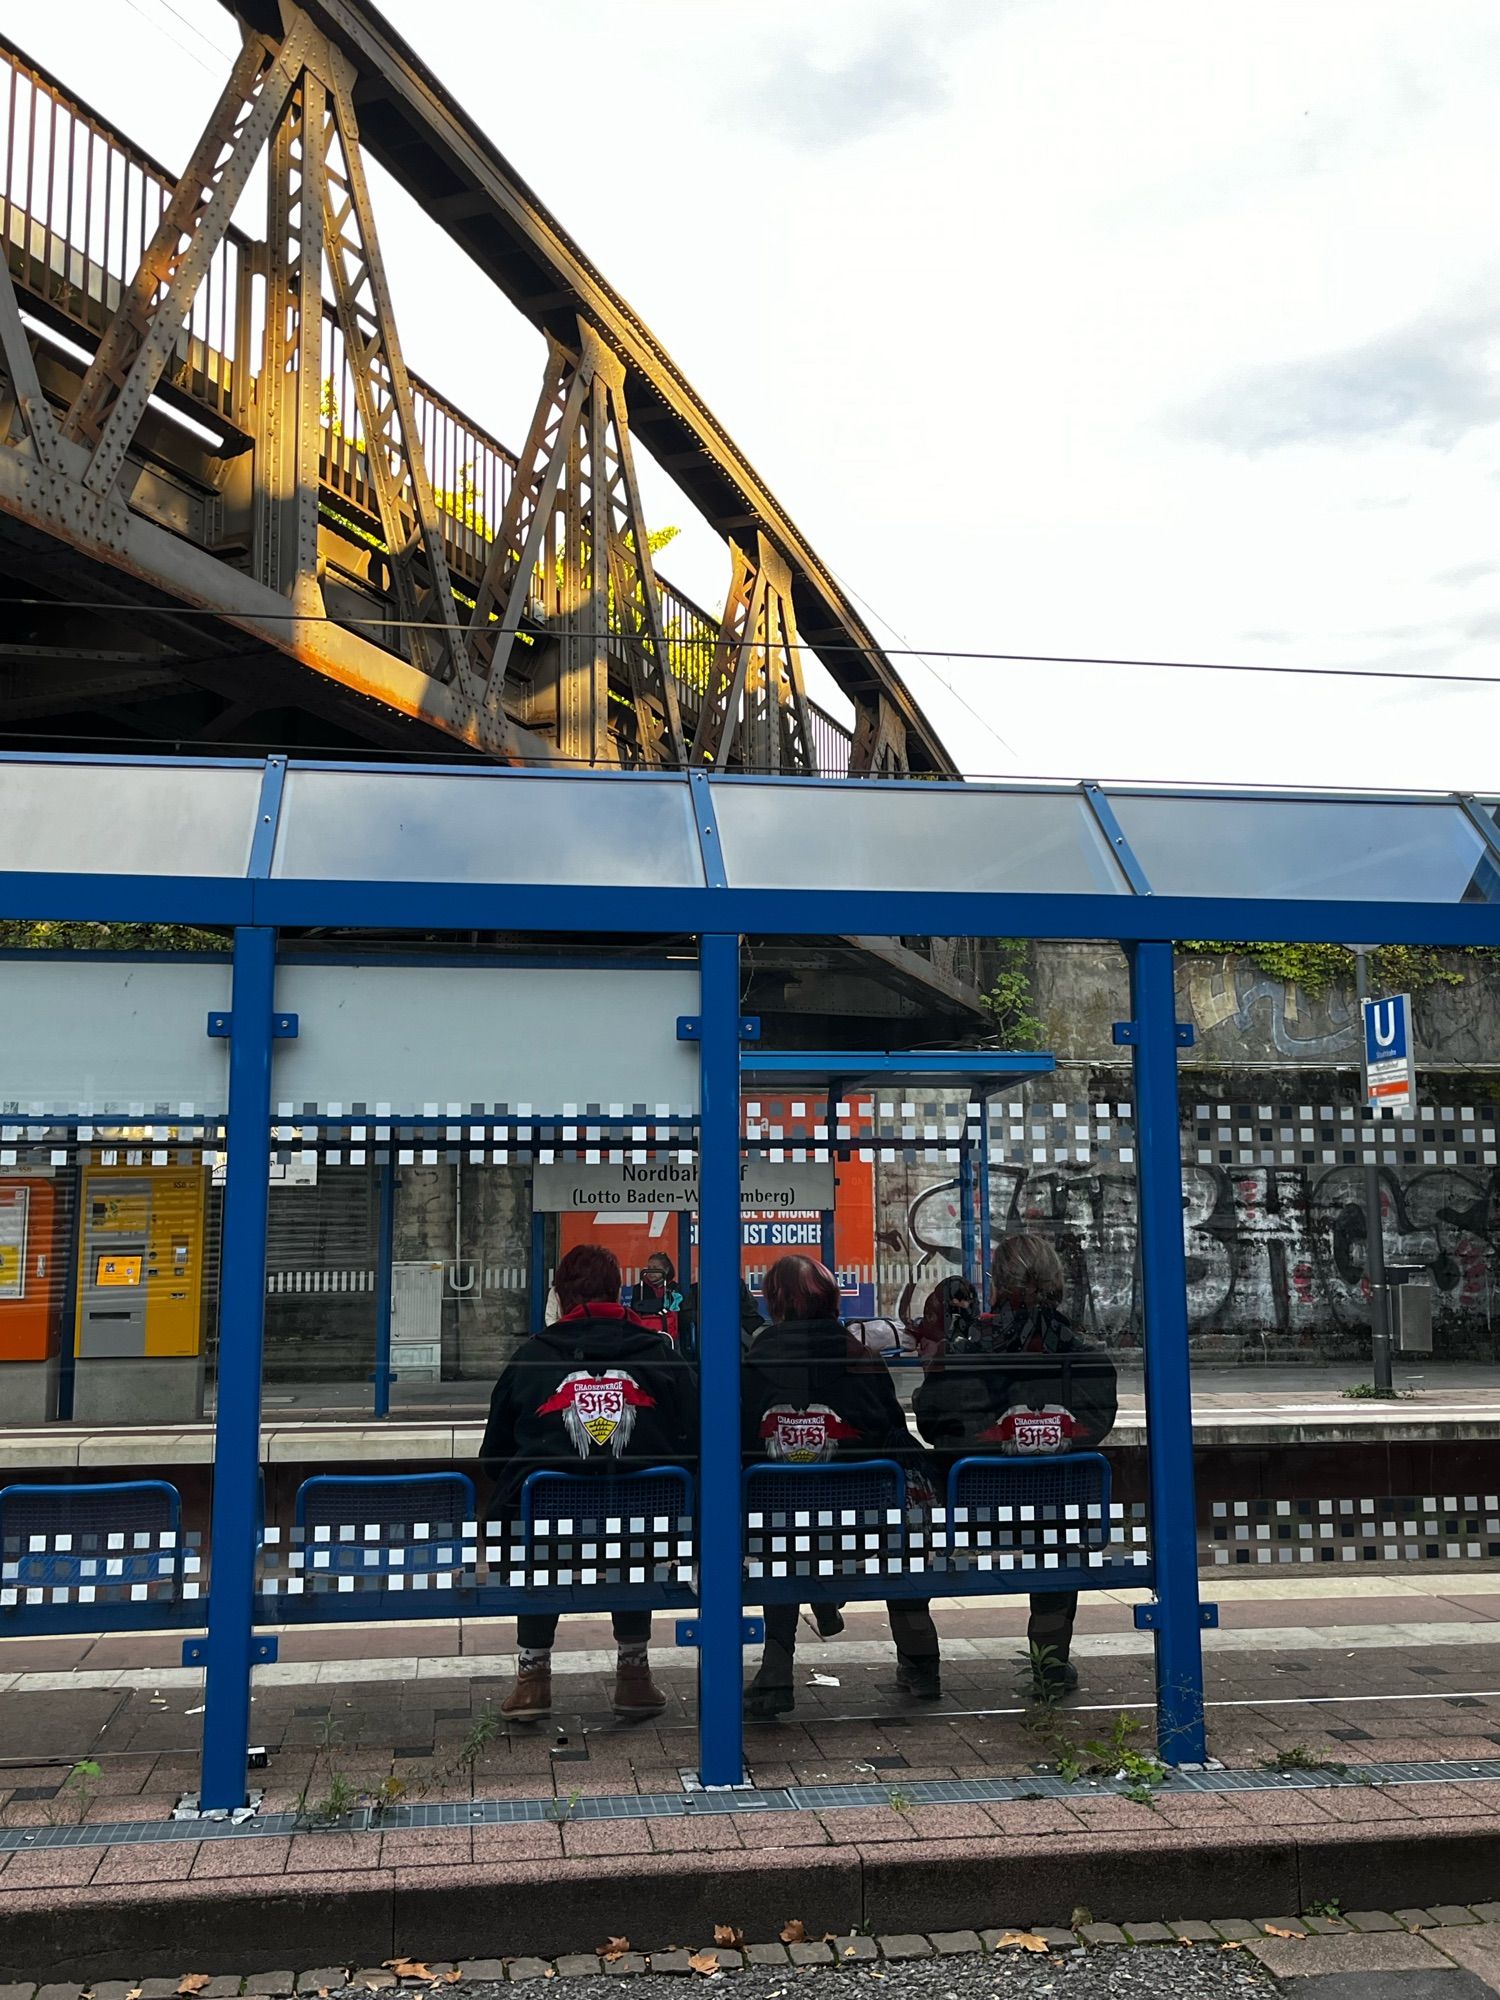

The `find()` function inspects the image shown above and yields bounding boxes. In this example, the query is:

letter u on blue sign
[1365,996,1406,1059]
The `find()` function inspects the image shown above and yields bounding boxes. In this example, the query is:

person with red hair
[740,1253,941,1717]
[481,1241,696,1722]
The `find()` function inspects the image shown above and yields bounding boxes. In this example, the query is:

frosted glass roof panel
[0,760,259,878]
[1109,793,1495,903]
[273,768,705,887]
[711,782,1126,894]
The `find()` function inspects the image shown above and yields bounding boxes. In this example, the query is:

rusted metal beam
[215,0,956,775]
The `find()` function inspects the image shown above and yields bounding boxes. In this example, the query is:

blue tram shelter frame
[3,753,1500,1808]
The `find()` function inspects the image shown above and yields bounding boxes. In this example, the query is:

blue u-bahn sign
[1362,992,1415,1111]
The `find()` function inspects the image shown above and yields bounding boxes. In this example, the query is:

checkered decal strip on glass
[0,1529,200,1603]
[1209,1496,1500,1564]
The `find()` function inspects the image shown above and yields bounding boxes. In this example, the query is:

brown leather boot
[611,1658,667,1717]
[500,1665,552,1719]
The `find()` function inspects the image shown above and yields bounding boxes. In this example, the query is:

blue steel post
[371,1158,397,1418]
[528,1188,547,1329]
[958,1137,976,1291]
[199,926,278,1811]
[697,933,744,1785]
[1127,940,1207,1764]
[676,1209,695,1354]
[977,1097,994,1302]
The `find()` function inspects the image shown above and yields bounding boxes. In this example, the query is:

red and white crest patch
[537,1369,656,1458]
[978,1403,1084,1456]
[760,1403,861,1463]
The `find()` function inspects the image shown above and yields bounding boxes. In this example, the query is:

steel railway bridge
[0,0,991,1030]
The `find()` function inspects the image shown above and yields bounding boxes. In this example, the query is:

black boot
[812,1601,845,1638]
[745,1681,795,1720]
[894,1653,942,1699]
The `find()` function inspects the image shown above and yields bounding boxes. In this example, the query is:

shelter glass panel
[1108,792,1494,903]
[0,761,260,878]
[710,782,1127,894]
[272,769,705,888]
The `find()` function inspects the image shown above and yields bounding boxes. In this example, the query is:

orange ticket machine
[0,1177,67,1422]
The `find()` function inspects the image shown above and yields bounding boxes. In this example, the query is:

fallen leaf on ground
[1263,1927,1305,1940]
[441,1973,463,1986]
[125,1989,143,1999]
[178,1978,211,1995]
[993,1933,1048,1954]
[1220,1942,1244,1952]
[598,1939,632,1962]
[687,1955,719,1977]
[780,1921,807,1944]
[385,1962,433,1981]
[713,1927,745,1949]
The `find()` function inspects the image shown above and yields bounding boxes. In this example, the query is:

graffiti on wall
[889,1159,1499,1353]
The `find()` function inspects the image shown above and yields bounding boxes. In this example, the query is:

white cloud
[8,0,1500,786]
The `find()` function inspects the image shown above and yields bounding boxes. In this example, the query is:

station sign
[1362,993,1415,1112]
[532,1158,835,1213]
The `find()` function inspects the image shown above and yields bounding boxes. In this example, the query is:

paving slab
[1247,1930,1461,1977]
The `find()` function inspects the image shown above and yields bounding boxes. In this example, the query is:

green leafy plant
[1083,1714,1166,1793]
[1179,941,1481,998]
[0,921,228,952]
[982,940,1044,1049]
[1262,1745,1346,1776]
[311,1770,360,1823]
[546,1788,583,1825]
[450,1704,501,1774]
[885,1787,911,1813]
[65,1758,101,1824]
[1305,1899,1343,1920]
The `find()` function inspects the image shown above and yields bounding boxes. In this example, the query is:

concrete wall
[873,944,1500,1361]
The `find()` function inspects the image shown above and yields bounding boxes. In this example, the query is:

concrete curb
[6,1815,1500,1982]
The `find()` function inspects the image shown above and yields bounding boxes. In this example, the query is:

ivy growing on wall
[1178,941,1482,997]
[0,921,229,952]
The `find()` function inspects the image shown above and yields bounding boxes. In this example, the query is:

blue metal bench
[0,1479,184,1597]
[293,1472,476,1582]
[519,1465,694,1534]
[744,1459,909,1600]
[945,1451,1114,1565]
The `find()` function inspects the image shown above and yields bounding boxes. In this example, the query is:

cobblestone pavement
[14,1906,1500,1998]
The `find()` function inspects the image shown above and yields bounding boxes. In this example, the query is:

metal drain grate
[4,1755,1500,1854]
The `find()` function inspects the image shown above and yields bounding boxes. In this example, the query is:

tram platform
[5,1571,1500,1978]
[5,1363,1500,1474]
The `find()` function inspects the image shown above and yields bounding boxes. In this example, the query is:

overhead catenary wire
[1,598,1497,688]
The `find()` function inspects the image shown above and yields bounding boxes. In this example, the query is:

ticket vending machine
[0,1177,64,1423]
[73,1164,207,1421]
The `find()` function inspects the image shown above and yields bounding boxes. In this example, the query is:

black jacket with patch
[480,1310,698,1514]
[740,1317,928,1473]
[912,1303,1117,1477]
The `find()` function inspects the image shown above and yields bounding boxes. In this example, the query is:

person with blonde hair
[913,1231,1116,1700]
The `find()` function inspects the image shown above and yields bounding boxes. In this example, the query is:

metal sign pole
[1353,949,1394,1396]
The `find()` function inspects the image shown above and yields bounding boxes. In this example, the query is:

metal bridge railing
[0,32,854,774]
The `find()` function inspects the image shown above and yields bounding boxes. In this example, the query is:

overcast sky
[10,0,1500,787]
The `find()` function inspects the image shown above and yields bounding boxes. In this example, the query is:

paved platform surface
[7,1572,1500,1976]
[5,1363,1500,1464]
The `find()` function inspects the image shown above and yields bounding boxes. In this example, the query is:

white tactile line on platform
[8,1618,1500,1696]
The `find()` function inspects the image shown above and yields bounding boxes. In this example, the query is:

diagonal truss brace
[691,531,816,774]
[64,21,316,493]
[850,693,909,777]
[316,52,479,715]
[0,255,60,471]
[467,318,684,764]
[45,4,490,744]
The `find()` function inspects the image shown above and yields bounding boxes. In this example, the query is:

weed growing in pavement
[311,1769,361,1823]
[366,1776,409,1819]
[885,1787,912,1814]
[451,1703,501,1774]
[1341,1382,1416,1400]
[1023,1704,1166,1794]
[64,1759,101,1825]
[1082,1713,1167,1794]
[1305,1899,1343,1920]
[546,1788,583,1825]
[1263,1745,1348,1776]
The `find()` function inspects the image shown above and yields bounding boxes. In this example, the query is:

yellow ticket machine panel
[75,1165,206,1359]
